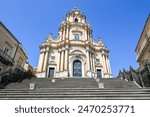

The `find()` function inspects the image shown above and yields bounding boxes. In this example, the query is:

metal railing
[0,48,14,65]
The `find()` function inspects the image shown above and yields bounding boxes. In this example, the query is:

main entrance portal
[73,60,82,77]
[48,67,54,78]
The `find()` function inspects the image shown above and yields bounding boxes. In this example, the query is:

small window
[74,34,79,40]
[50,56,55,61]
[3,47,9,54]
[0,68,2,73]
[96,58,100,63]
[75,18,78,23]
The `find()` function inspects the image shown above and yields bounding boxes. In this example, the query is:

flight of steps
[5,78,99,89]
[98,78,139,88]
[0,78,150,100]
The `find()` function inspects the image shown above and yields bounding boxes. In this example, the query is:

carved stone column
[37,51,44,72]
[86,50,90,71]
[107,56,112,76]
[60,50,64,71]
[43,47,49,72]
[87,29,89,41]
[63,27,66,41]
[66,26,69,39]
[104,55,108,74]
[102,54,106,75]
[64,48,69,70]
[57,50,61,72]
[60,29,63,41]
[92,53,95,72]
[85,27,87,40]
[59,51,61,71]
[91,53,93,72]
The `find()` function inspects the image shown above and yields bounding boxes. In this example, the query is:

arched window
[75,18,78,23]
[73,60,82,77]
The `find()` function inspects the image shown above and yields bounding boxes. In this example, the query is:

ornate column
[57,50,61,72]
[37,50,44,72]
[105,56,109,74]
[89,51,91,71]
[64,48,69,70]
[63,27,66,41]
[91,53,93,72]
[92,54,95,72]
[87,29,89,41]
[66,26,69,39]
[104,55,108,74]
[102,54,106,75]
[85,27,87,40]
[106,56,112,76]
[86,50,90,71]
[61,29,63,41]
[59,51,61,71]
[60,29,63,41]
[60,50,64,71]
[43,47,49,72]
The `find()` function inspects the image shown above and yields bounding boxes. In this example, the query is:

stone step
[1,91,150,95]
[1,94,150,100]
[5,77,139,89]
[5,77,99,89]
[1,87,150,99]
[2,87,150,91]
[1,88,150,94]
[1,97,150,100]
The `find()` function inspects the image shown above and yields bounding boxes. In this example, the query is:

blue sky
[0,0,150,77]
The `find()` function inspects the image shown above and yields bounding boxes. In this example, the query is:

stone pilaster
[102,54,106,75]
[85,27,88,40]
[105,55,108,74]
[87,29,89,40]
[63,27,66,41]
[42,47,49,77]
[92,53,95,72]
[64,48,69,70]
[86,50,90,71]
[60,29,63,41]
[66,26,69,39]
[59,51,61,71]
[37,51,44,72]
[57,50,61,72]
[60,50,64,71]
[106,56,112,76]
[91,53,93,72]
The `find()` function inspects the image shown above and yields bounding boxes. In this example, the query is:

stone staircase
[0,78,150,100]
[98,78,139,88]
[5,78,99,89]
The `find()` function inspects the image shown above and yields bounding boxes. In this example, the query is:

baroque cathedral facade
[37,7,112,78]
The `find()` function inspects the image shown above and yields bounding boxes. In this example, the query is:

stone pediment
[48,61,56,65]
[70,50,84,55]
[96,63,102,67]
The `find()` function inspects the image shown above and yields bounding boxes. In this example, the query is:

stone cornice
[136,15,150,51]
[137,40,150,62]
[59,22,91,31]
[39,38,109,54]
